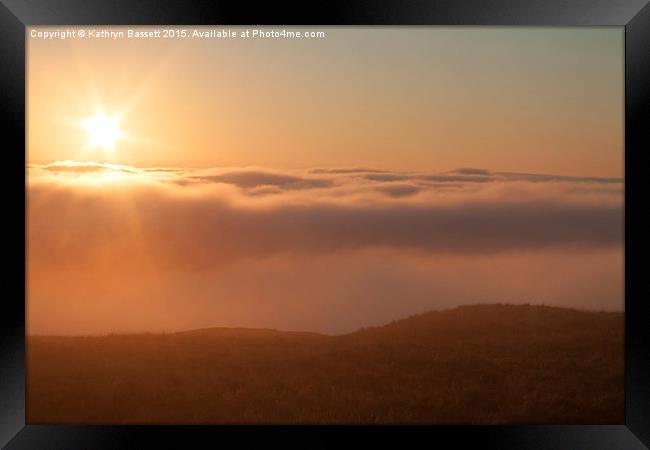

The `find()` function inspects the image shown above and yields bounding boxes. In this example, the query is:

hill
[27,304,623,424]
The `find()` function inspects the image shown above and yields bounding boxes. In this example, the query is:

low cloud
[453,168,491,175]
[28,161,623,269]
[41,161,139,174]
[26,161,624,334]
[363,173,411,182]
[310,167,387,175]
[188,170,334,190]
[36,161,623,192]
[375,184,422,198]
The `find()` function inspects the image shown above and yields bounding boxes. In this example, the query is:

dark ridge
[27,304,623,424]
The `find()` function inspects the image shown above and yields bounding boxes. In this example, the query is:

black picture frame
[2,1,649,448]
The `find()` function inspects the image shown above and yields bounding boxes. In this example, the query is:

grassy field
[27,304,623,424]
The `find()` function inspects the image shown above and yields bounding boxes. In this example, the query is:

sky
[26,27,624,335]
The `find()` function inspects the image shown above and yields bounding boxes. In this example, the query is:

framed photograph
[2,0,649,448]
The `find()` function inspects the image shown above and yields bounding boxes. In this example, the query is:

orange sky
[26,27,624,335]
[28,26,623,176]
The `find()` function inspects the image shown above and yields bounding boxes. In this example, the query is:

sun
[83,112,123,151]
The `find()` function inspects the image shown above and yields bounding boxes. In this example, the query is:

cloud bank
[27,162,624,334]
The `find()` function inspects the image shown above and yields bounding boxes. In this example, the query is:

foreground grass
[27,304,623,424]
